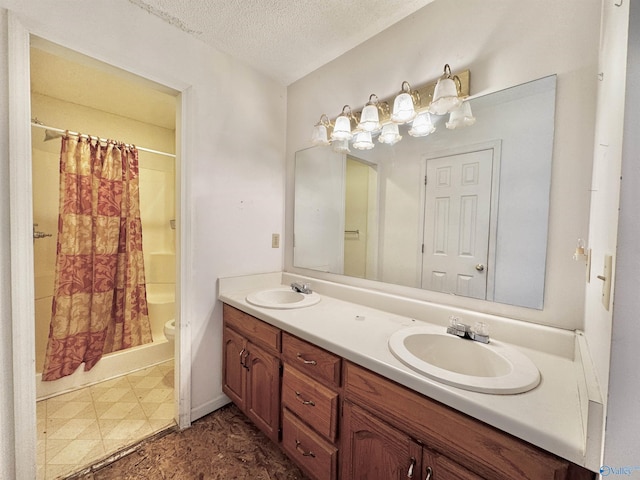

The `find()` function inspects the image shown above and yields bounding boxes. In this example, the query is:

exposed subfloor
[70,403,310,480]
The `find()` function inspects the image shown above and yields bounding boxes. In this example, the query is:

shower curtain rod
[30,121,176,158]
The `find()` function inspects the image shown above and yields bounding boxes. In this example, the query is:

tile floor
[37,360,175,480]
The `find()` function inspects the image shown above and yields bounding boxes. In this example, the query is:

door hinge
[421,244,424,254]
[424,174,428,185]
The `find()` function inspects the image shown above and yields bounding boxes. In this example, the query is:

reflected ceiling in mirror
[293,75,557,309]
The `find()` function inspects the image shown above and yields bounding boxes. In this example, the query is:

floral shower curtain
[42,135,152,381]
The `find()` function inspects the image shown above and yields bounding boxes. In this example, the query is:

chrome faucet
[291,282,312,294]
[446,316,490,344]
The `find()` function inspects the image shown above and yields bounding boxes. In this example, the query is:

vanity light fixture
[358,94,388,132]
[332,138,351,153]
[391,81,420,124]
[429,64,463,115]
[446,101,476,129]
[378,123,402,145]
[352,131,375,150]
[408,111,436,137]
[330,105,356,142]
[311,64,470,151]
[311,114,332,146]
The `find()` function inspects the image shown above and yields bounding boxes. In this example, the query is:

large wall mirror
[294,75,556,309]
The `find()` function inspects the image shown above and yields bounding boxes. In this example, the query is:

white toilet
[164,319,175,342]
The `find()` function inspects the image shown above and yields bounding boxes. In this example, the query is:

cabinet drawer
[223,304,281,354]
[282,365,339,442]
[282,333,341,388]
[282,408,338,480]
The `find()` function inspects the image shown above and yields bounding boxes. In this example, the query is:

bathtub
[35,282,175,401]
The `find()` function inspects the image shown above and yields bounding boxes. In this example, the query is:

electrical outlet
[271,233,280,248]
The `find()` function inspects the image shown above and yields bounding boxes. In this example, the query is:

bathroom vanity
[219,273,599,480]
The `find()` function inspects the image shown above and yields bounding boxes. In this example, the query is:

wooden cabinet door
[341,401,423,480]
[222,326,246,410]
[246,340,281,443]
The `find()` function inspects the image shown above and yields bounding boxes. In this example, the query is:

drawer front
[282,332,341,387]
[223,304,281,354]
[282,408,338,480]
[282,365,339,441]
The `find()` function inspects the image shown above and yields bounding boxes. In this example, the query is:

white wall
[583,0,628,407]
[0,8,17,480]
[286,0,601,328]
[0,0,286,475]
[603,0,640,469]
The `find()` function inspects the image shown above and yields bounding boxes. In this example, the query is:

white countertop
[218,272,602,472]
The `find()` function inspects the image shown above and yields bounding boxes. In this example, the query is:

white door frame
[8,13,193,479]
[418,140,502,300]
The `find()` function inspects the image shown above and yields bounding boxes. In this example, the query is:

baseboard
[190,393,231,422]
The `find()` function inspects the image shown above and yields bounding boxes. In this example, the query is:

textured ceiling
[127,0,434,85]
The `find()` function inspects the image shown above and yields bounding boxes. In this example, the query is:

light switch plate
[271,233,280,248]
[602,254,612,310]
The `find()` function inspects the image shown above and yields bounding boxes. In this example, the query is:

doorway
[30,38,180,478]
[344,156,379,280]
[420,147,497,299]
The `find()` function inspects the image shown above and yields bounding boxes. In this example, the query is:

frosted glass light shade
[409,112,436,137]
[358,104,381,132]
[446,101,476,129]
[331,115,353,141]
[391,92,417,124]
[378,123,402,145]
[429,77,462,115]
[332,138,350,153]
[311,124,330,145]
[353,131,374,150]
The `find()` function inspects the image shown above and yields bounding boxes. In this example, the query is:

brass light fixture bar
[332,69,470,126]
[312,66,472,149]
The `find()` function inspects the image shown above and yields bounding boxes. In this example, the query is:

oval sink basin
[388,325,540,394]
[246,287,321,309]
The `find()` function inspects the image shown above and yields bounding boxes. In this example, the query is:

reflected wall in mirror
[294,75,556,309]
